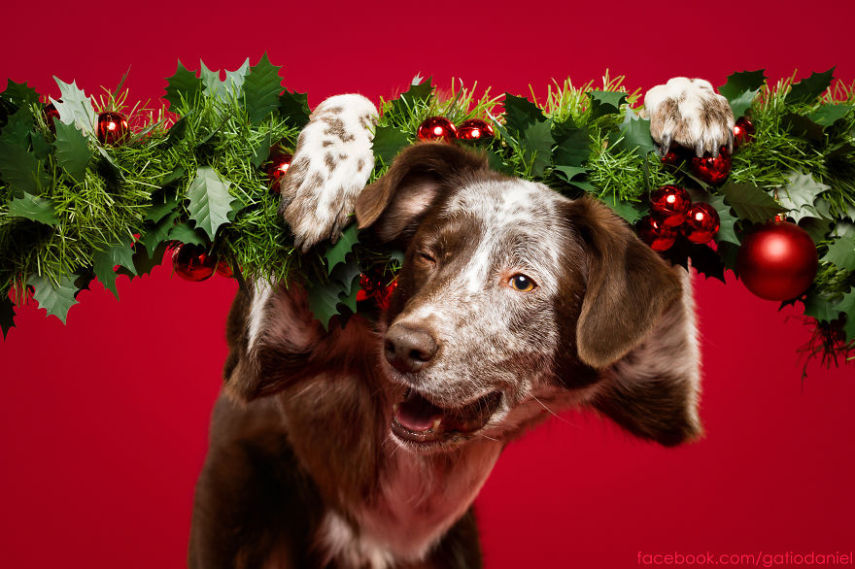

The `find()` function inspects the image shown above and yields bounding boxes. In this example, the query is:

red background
[1,0,854,567]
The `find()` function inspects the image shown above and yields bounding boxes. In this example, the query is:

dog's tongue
[395,390,443,432]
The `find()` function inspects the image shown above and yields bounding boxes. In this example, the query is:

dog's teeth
[431,417,442,431]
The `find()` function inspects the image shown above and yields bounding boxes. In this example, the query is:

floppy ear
[355,143,488,242]
[564,196,701,446]
[565,196,683,368]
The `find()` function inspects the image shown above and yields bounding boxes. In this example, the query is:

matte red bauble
[649,185,691,227]
[637,215,677,251]
[456,119,494,142]
[682,203,720,244]
[172,245,217,282]
[417,117,457,142]
[690,147,732,184]
[96,112,129,145]
[733,117,755,148]
[266,147,293,192]
[736,221,818,301]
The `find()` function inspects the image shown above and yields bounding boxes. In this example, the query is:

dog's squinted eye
[508,274,536,292]
[417,251,437,266]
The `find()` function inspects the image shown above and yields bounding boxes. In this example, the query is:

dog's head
[355,143,701,452]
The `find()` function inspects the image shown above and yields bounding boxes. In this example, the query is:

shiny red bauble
[356,273,398,310]
[96,112,129,145]
[266,146,293,192]
[216,259,234,278]
[44,102,60,131]
[736,221,818,301]
[417,116,457,142]
[172,244,217,282]
[682,203,720,244]
[733,117,755,148]
[649,185,691,227]
[690,147,732,184]
[456,119,494,142]
[638,215,677,251]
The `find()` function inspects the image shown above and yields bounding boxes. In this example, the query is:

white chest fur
[317,437,503,569]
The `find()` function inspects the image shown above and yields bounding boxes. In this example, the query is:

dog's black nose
[384,325,439,374]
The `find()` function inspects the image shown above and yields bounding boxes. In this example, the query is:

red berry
[649,185,691,227]
[682,203,720,244]
[417,117,457,142]
[456,119,494,142]
[733,117,755,149]
[638,215,677,251]
[96,112,129,145]
[172,245,216,282]
[690,147,732,185]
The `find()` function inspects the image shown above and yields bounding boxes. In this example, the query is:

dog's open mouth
[391,389,502,445]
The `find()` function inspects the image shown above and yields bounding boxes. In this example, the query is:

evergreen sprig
[1,60,853,363]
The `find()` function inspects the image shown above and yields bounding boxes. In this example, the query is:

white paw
[279,94,378,252]
[644,77,734,157]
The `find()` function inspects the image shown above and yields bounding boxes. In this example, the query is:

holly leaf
[30,274,78,324]
[719,182,786,223]
[0,295,15,339]
[1,79,39,106]
[618,108,655,158]
[244,53,283,124]
[718,70,766,117]
[783,112,825,142]
[93,237,137,298]
[53,121,91,181]
[835,288,855,340]
[803,291,841,323]
[708,194,740,245]
[1,106,34,147]
[553,166,596,192]
[324,224,359,274]
[279,90,311,128]
[779,171,830,223]
[251,131,272,169]
[786,68,835,105]
[130,242,168,278]
[521,120,554,177]
[799,217,834,244]
[373,125,410,165]
[7,192,58,225]
[50,77,96,136]
[164,60,202,109]
[588,90,627,118]
[663,240,725,281]
[307,279,349,330]
[553,126,590,167]
[821,235,855,271]
[601,197,644,224]
[200,59,249,101]
[187,167,235,240]
[389,77,433,117]
[503,93,545,134]
[808,103,852,127]
[140,210,179,254]
[168,222,207,247]
[144,195,180,223]
[0,141,47,194]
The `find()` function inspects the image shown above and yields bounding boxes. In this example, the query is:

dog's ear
[355,143,488,242]
[565,196,683,368]
[563,196,701,446]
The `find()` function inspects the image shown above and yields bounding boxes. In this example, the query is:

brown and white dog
[188,78,734,569]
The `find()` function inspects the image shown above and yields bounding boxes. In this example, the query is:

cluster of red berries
[638,186,720,251]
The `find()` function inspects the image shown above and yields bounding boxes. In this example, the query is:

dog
[188,77,733,569]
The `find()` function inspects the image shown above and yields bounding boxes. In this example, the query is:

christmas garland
[1,56,853,366]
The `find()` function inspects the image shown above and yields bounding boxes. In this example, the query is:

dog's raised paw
[644,77,734,157]
[278,94,378,252]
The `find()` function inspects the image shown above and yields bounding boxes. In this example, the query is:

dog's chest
[318,440,502,568]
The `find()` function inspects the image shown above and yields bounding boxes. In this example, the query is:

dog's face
[355,143,695,453]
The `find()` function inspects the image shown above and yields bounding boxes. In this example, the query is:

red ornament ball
[96,112,129,145]
[172,244,217,282]
[660,145,692,167]
[649,185,691,227]
[682,203,720,244]
[690,147,732,184]
[733,117,755,148]
[44,102,60,131]
[736,221,818,301]
[417,117,457,142]
[456,119,494,142]
[266,146,293,192]
[216,259,234,278]
[637,215,677,251]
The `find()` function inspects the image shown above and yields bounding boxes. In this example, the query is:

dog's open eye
[509,274,536,292]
